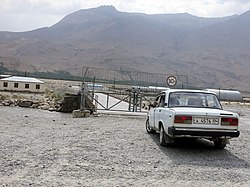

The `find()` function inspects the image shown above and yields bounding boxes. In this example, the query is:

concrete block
[72,109,91,118]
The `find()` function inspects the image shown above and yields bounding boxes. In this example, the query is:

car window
[168,92,222,109]
[155,95,161,107]
[159,95,166,107]
[168,97,180,107]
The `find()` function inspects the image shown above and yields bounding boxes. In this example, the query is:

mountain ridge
[0,6,250,90]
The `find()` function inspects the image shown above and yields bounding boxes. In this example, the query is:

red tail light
[221,117,238,126]
[174,115,192,124]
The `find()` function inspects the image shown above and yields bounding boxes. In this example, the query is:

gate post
[106,93,109,110]
[128,91,132,111]
[133,88,136,112]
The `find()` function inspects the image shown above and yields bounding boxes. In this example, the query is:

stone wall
[0,93,95,113]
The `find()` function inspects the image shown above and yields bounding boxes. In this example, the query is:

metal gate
[79,66,188,112]
[82,86,153,112]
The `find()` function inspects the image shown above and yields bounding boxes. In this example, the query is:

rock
[3,100,11,106]
[40,105,50,110]
[48,108,57,112]
[59,94,95,113]
[58,95,80,113]
[31,104,39,108]
[72,109,91,118]
[18,100,33,108]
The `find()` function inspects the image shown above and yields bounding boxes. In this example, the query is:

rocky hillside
[0,6,250,90]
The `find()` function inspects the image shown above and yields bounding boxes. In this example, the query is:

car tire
[146,118,156,134]
[159,125,175,147]
[159,125,168,147]
[214,139,227,149]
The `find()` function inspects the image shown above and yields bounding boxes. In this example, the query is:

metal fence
[77,66,190,112]
[81,66,188,88]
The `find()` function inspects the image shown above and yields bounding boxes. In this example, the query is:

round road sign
[167,76,177,86]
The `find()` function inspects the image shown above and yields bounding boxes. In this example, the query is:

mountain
[0,5,249,90]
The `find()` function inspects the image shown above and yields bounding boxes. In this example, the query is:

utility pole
[80,67,89,111]
[73,66,91,118]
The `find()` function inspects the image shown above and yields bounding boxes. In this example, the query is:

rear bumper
[168,127,240,138]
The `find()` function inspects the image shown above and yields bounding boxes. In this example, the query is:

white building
[0,76,45,93]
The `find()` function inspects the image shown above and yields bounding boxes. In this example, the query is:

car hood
[170,107,239,118]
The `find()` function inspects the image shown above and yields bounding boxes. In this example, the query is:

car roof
[160,89,215,95]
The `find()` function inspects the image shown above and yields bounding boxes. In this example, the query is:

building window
[3,82,8,87]
[14,83,18,88]
[36,84,40,89]
[25,84,29,89]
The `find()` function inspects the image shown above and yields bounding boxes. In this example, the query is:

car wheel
[160,125,175,147]
[145,118,156,134]
[214,139,227,149]
[159,125,168,146]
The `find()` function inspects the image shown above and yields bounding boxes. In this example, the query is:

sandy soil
[0,106,250,187]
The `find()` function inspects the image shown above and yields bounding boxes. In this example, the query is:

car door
[154,94,166,130]
[148,95,160,129]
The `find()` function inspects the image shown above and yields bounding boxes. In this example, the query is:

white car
[146,89,240,149]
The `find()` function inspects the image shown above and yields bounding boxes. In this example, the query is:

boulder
[18,100,33,108]
[58,94,95,113]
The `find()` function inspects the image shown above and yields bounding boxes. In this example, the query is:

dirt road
[0,106,249,186]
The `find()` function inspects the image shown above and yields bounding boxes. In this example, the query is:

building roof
[0,76,44,84]
[0,74,12,78]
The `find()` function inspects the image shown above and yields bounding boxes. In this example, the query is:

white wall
[0,80,45,93]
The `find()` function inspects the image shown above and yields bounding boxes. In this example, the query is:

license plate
[193,117,219,125]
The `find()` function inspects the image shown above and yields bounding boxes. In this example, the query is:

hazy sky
[1,0,250,32]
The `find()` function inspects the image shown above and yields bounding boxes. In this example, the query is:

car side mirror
[149,104,155,108]
[149,102,157,109]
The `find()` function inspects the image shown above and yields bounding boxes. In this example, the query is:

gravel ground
[0,106,250,187]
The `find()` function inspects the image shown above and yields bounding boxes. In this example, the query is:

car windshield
[168,92,222,109]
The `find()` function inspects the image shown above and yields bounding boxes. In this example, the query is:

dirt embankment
[0,106,249,187]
